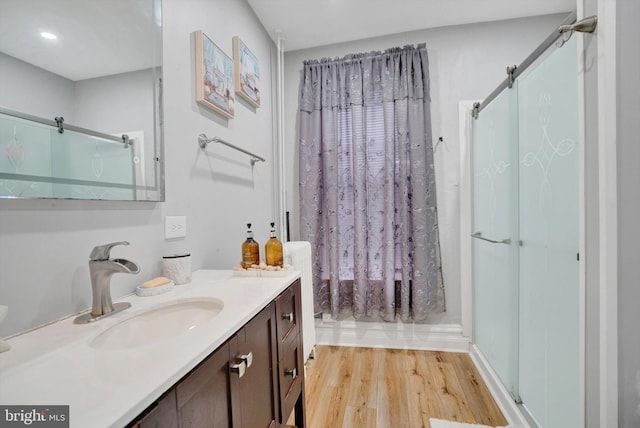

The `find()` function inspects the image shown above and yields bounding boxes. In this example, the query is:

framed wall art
[233,36,260,108]
[194,30,235,118]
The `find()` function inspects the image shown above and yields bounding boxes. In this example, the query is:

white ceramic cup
[0,305,7,324]
[162,254,192,285]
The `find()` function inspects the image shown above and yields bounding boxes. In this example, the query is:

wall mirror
[0,0,164,201]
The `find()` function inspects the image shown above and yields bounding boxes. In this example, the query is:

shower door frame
[459,26,588,426]
[461,2,619,425]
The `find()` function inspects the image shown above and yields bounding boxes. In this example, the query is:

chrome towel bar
[198,133,265,165]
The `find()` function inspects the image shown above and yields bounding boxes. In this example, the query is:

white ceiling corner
[247,0,576,52]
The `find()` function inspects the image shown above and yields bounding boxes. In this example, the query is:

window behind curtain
[335,103,405,282]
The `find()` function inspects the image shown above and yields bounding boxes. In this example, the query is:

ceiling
[247,0,576,52]
[0,0,159,82]
[0,0,575,82]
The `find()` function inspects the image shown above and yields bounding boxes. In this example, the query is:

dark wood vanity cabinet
[128,279,305,428]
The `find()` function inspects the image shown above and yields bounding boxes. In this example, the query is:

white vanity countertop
[0,269,300,428]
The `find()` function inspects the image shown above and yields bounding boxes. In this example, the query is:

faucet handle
[90,241,130,261]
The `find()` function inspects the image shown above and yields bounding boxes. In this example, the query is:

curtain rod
[198,133,265,165]
[303,43,427,66]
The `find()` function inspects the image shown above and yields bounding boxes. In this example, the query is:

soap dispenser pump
[265,222,283,267]
[241,223,260,268]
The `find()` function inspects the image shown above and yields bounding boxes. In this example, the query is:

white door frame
[594,0,619,425]
[458,100,479,340]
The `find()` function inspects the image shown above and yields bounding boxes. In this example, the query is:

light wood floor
[298,345,507,428]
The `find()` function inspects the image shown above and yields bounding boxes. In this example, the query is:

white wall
[617,0,640,425]
[581,0,601,427]
[0,0,277,337]
[1,54,158,190]
[0,52,75,120]
[283,14,568,323]
[74,69,154,139]
[0,54,154,138]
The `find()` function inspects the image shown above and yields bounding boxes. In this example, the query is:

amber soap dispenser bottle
[265,222,283,267]
[241,223,260,268]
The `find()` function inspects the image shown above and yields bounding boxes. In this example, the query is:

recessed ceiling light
[40,32,57,40]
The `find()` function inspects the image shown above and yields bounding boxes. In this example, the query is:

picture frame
[233,36,260,108]
[194,30,235,118]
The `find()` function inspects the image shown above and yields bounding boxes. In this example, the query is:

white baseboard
[314,318,469,352]
[468,344,531,428]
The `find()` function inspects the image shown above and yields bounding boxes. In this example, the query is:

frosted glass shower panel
[50,130,135,200]
[517,37,580,427]
[0,115,135,199]
[0,116,54,197]
[472,87,520,399]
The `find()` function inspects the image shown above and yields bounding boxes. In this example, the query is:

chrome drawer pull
[230,360,247,378]
[239,352,253,368]
[285,368,297,378]
[282,312,294,322]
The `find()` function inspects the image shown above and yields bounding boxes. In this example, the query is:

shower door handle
[471,231,511,245]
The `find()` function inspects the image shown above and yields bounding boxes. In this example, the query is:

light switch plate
[165,216,187,239]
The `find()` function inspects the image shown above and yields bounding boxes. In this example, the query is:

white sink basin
[90,298,224,350]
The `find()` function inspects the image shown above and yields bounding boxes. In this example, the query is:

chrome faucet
[74,241,140,324]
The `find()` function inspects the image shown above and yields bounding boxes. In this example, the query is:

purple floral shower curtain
[298,45,444,322]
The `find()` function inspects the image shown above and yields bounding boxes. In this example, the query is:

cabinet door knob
[238,352,253,368]
[230,360,247,378]
[282,312,294,322]
[284,368,297,378]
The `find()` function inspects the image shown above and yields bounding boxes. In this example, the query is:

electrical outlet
[165,216,187,239]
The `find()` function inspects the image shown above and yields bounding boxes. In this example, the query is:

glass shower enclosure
[472,36,581,427]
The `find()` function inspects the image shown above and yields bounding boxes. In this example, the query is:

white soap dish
[135,280,175,297]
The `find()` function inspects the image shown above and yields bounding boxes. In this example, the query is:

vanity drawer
[278,331,303,422]
[275,279,301,343]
